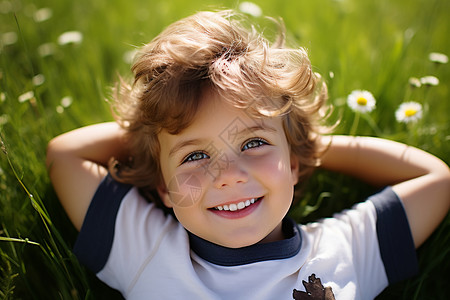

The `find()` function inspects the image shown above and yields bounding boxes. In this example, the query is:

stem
[349,112,360,136]
[362,114,382,136]
[0,236,40,247]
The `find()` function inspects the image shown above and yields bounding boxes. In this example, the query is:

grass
[1,0,449,298]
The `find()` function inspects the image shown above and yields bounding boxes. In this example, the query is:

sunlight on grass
[1,0,449,299]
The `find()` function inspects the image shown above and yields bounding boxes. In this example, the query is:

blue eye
[242,138,269,151]
[182,151,209,164]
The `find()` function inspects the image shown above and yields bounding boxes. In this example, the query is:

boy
[46,10,450,299]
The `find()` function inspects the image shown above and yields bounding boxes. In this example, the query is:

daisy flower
[429,52,448,64]
[0,114,9,126]
[34,8,53,23]
[395,102,423,124]
[238,2,262,17]
[2,32,18,46]
[347,90,376,113]
[58,31,83,45]
[18,91,34,103]
[56,96,73,114]
[32,74,45,86]
[37,43,56,57]
[61,96,73,108]
[408,77,421,88]
[420,76,439,86]
[123,49,138,64]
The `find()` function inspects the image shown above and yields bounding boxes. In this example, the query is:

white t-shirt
[74,175,418,299]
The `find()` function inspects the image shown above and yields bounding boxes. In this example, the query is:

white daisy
[395,102,423,123]
[34,7,53,23]
[347,90,376,113]
[18,91,34,103]
[123,49,138,64]
[238,2,262,17]
[61,96,73,108]
[32,74,45,86]
[0,1,12,14]
[420,75,439,86]
[37,43,56,57]
[0,114,9,126]
[429,52,448,64]
[408,77,421,88]
[57,31,83,45]
[2,32,18,46]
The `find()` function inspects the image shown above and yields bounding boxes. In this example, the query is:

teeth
[214,198,259,211]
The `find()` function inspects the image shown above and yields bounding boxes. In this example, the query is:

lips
[212,197,262,212]
[207,197,264,221]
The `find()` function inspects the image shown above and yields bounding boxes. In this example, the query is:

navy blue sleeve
[73,174,132,273]
[369,187,418,284]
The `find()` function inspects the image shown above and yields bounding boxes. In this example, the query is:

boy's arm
[46,122,128,231]
[319,135,450,248]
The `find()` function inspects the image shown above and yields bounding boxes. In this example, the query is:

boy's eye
[182,151,209,164]
[241,138,269,151]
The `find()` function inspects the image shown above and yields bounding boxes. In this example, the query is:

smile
[212,197,262,211]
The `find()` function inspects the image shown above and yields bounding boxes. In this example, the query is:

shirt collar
[188,217,302,266]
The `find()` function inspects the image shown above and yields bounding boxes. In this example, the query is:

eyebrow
[168,138,208,157]
[229,124,277,141]
[168,124,278,157]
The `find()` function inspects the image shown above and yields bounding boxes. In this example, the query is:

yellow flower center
[357,97,368,106]
[404,108,417,117]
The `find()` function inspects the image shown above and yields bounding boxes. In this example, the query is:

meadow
[0,0,449,298]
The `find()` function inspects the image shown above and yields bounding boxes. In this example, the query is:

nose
[210,156,248,188]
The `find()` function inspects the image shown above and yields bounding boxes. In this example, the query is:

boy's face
[158,88,299,248]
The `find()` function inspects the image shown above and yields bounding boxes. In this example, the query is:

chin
[216,235,264,249]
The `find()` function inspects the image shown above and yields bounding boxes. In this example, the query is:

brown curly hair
[109,10,329,211]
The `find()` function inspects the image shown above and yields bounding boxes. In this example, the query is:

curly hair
[110,10,329,210]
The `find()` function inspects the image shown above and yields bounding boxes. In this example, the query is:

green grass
[1,0,449,298]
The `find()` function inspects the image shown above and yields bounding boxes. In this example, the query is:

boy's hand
[319,135,450,248]
[46,122,128,230]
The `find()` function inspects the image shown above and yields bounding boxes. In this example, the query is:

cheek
[166,173,202,207]
[249,151,294,185]
[165,168,210,208]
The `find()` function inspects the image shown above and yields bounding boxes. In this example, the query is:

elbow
[429,154,450,187]
[434,163,450,212]
[435,159,450,189]
[442,169,450,210]
[46,137,63,171]
[46,139,56,171]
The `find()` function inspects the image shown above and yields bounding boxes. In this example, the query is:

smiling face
[158,88,299,248]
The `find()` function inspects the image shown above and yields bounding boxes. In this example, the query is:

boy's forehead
[165,89,277,136]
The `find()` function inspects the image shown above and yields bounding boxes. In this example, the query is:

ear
[290,154,300,185]
[156,182,173,208]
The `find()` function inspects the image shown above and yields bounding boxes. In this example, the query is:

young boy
[46,10,450,299]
